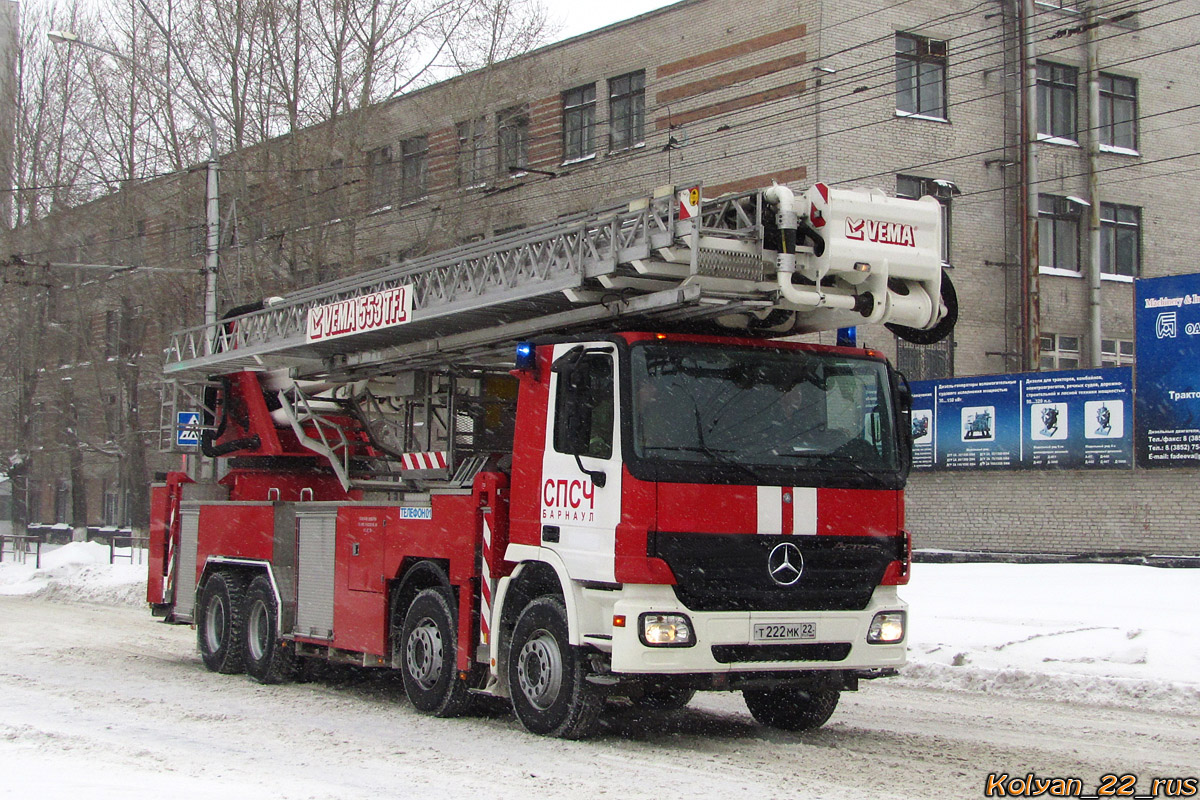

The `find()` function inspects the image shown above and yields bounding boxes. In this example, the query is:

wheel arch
[198,558,278,631]
[388,558,453,663]
[497,549,584,647]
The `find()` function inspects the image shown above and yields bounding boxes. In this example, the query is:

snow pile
[900,562,1200,712]
[2,544,1197,712]
[0,542,146,607]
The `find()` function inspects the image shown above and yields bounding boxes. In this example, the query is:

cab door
[539,342,622,583]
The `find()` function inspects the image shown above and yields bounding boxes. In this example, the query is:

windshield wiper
[690,404,763,484]
[815,453,884,482]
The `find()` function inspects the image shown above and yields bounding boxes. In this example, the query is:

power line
[11,0,1193,275]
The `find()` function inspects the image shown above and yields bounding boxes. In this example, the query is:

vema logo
[1156,311,1178,339]
[845,218,916,247]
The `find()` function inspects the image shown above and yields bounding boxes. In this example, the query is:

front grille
[711,643,852,664]
[651,532,900,612]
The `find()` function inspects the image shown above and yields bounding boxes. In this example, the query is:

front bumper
[594,584,906,675]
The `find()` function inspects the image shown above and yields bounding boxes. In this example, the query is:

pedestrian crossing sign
[176,411,201,447]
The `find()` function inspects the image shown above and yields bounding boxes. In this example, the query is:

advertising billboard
[1134,274,1200,467]
[910,368,1133,471]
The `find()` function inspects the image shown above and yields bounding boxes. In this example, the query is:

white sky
[541,0,682,43]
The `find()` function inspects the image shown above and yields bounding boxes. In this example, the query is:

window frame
[1036,61,1079,143]
[895,33,948,121]
[1040,333,1081,370]
[1100,338,1135,367]
[1099,202,1141,279]
[366,146,395,209]
[562,83,597,163]
[608,70,646,152]
[399,135,428,203]
[1098,73,1138,153]
[497,104,530,175]
[455,117,487,189]
[1038,194,1083,274]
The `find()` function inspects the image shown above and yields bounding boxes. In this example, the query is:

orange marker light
[613,614,627,628]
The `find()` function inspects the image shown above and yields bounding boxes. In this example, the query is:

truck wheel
[507,597,602,739]
[742,687,840,731]
[243,575,297,684]
[397,588,473,717]
[636,686,696,711]
[197,572,248,674]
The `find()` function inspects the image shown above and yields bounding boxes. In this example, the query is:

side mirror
[895,372,913,412]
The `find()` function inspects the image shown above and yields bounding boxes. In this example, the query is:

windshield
[628,342,900,484]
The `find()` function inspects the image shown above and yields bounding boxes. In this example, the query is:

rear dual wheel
[197,571,296,683]
[197,572,248,674]
[243,575,298,684]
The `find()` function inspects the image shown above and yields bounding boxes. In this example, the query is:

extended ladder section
[163,182,952,382]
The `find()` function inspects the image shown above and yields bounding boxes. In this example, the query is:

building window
[896,175,955,263]
[55,481,70,525]
[1100,338,1134,366]
[1100,203,1141,278]
[562,83,596,162]
[895,33,947,120]
[400,136,428,202]
[497,105,529,175]
[367,146,395,209]
[1036,62,1077,142]
[1038,194,1082,272]
[1040,333,1080,370]
[456,118,486,188]
[103,490,120,527]
[608,70,645,151]
[1099,74,1137,151]
[104,310,122,359]
[896,336,954,381]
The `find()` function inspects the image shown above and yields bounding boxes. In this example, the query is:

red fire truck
[150,182,956,738]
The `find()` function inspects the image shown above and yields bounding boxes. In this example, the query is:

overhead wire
[12,0,1195,274]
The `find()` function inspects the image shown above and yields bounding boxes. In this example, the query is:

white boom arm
[163,181,955,380]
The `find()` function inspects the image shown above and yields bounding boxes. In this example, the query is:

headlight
[639,613,695,647]
[867,611,906,644]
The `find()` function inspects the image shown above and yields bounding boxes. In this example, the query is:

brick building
[2,0,1197,554]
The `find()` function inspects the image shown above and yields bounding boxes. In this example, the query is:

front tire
[243,575,297,684]
[743,687,840,731]
[397,588,473,717]
[197,572,248,674]
[507,597,602,739]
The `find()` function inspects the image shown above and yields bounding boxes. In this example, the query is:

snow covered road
[2,593,1198,800]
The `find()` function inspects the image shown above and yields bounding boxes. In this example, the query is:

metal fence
[0,534,42,568]
[109,535,149,565]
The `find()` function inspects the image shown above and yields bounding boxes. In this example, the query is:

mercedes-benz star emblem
[767,541,804,586]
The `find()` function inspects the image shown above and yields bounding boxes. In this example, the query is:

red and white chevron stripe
[163,502,177,604]
[399,451,448,471]
[479,517,495,645]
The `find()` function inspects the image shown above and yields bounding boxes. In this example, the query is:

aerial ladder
[162,181,955,492]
